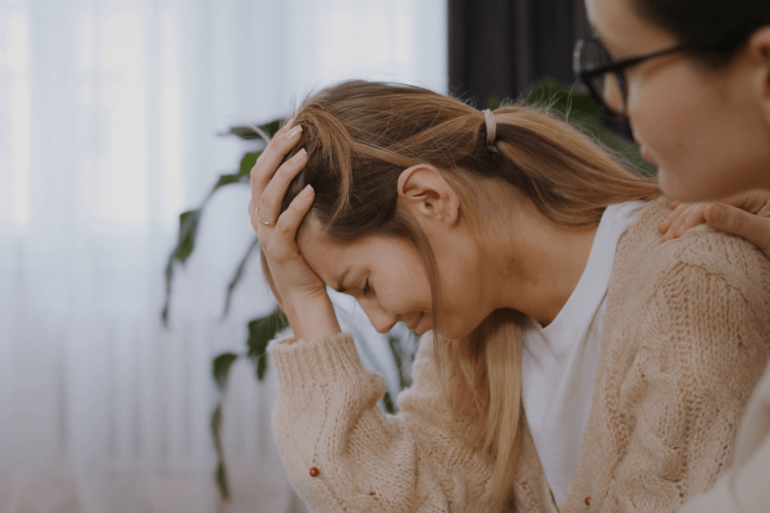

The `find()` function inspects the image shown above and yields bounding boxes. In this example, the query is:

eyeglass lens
[580,40,627,116]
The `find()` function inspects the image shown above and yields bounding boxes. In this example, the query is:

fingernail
[288,126,303,139]
[304,184,314,193]
[298,148,308,157]
[709,204,725,223]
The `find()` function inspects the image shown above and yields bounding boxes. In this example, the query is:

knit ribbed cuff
[268,332,371,397]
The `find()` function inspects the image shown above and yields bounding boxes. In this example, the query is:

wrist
[284,291,341,342]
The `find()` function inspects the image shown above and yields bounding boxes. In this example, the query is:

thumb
[705,203,770,258]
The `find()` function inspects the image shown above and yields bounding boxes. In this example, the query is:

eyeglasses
[573,38,690,118]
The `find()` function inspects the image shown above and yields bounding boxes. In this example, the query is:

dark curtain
[448,0,593,106]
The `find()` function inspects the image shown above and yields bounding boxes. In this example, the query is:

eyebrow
[334,266,351,293]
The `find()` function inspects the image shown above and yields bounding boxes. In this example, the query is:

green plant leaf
[222,238,260,319]
[176,210,201,264]
[215,461,230,502]
[388,332,417,391]
[161,262,173,326]
[210,397,231,500]
[521,77,606,126]
[484,94,502,111]
[161,209,202,325]
[260,119,283,138]
[227,126,264,140]
[163,119,282,328]
[226,126,267,141]
[256,357,268,383]
[210,404,223,449]
[521,78,656,177]
[387,334,406,390]
[212,352,239,394]
[214,173,247,189]
[210,403,230,501]
[238,151,261,178]
[246,308,289,381]
[382,390,396,415]
[227,119,284,141]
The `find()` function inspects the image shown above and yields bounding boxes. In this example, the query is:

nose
[360,302,398,334]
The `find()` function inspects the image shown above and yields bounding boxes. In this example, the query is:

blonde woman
[248,80,770,512]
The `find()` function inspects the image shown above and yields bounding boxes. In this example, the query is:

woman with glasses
[248,79,770,513]
[577,1,770,512]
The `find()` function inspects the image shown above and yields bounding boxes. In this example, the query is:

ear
[397,164,460,226]
[747,26,770,125]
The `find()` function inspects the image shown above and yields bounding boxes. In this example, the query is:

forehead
[585,0,629,28]
[296,226,356,283]
[297,224,409,288]
[585,0,677,49]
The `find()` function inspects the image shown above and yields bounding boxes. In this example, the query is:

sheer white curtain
[0,0,447,511]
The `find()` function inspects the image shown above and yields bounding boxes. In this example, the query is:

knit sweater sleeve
[584,260,770,513]
[268,331,493,513]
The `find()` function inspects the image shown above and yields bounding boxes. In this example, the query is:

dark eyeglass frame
[573,38,691,118]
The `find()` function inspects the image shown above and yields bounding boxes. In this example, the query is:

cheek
[374,259,431,315]
[379,281,427,313]
[628,67,746,201]
[627,67,692,157]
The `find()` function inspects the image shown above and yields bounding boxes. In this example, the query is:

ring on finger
[255,206,277,227]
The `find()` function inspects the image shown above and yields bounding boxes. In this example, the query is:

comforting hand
[658,190,770,259]
[248,124,341,341]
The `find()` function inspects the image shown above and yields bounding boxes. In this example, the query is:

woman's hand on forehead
[249,124,342,341]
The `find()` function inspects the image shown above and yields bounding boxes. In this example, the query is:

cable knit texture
[269,197,770,513]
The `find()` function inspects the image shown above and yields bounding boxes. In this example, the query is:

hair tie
[482,109,497,146]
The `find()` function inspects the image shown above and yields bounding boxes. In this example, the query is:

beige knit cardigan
[679,364,770,513]
[269,198,770,512]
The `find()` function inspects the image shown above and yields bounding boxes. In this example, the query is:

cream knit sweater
[269,198,770,512]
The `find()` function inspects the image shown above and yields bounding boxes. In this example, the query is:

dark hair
[633,0,770,65]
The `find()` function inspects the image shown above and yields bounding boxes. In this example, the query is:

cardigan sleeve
[679,363,770,513]
[596,263,770,513]
[268,331,494,513]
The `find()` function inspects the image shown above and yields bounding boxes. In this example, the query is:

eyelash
[363,279,371,297]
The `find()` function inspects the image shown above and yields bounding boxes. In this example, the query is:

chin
[657,166,712,203]
[656,167,685,201]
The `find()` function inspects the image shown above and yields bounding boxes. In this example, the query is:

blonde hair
[261,80,659,511]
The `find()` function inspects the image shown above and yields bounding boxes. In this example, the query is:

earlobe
[397,165,460,225]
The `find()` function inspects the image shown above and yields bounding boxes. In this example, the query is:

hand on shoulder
[657,190,770,259]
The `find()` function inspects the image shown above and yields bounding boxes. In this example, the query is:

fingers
[657,191,770,256]
[715,189,770,215]
[659,203,709,241]
[257,149,308,225]
[658,202,688,234]
[671,204,708,239]
[705,203,770,258]
[250,124,304,213]
[264,185,315,262]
